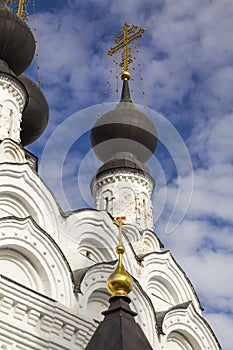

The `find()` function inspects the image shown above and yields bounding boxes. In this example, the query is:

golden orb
[120,70,131,81]
[107,245,133,297]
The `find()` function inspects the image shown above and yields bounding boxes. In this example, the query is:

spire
[120,80,132,103]
[85,297,154,350]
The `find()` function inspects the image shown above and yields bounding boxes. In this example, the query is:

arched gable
[61,210,119,269]
[159,302,221,349]
[0,216,75,307]
[140,251,202,314]
[0,163,63,241]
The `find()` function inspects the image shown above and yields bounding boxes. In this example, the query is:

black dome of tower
[19,75,49,146]
[0,1,49,146]
[91,80,158,163]
[0,1,35,76]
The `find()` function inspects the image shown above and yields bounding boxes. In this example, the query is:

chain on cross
[107,23,146,81]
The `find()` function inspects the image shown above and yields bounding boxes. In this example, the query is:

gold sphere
[120,70,131,80]
[107,245,133,297]
[116,245,125,254]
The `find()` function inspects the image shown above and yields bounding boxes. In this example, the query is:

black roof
[0,3,35,75]
[19,75,49,146]
[85,296,154,350]
[90,80,158,164]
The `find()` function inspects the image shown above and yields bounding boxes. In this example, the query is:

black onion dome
[97,152,151,177]
[0,2,35,75]
[91,81,158,163]
[19,75,49,146]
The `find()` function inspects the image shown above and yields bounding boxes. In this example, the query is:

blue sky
[23,0,233,348]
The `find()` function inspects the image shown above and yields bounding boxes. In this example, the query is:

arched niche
[0,247,45,292]
[161,303,220,350]
[0,191,37,220]
[86,288,110,321]
[142,230,162,252]
[0,163,62,241]
[141,252,202,314]
[0,217,75,307]
[78,237,113,263]
[166,331,196,350]
[147,275,179,311]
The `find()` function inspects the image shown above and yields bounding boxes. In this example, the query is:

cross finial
[113,216,126,246]
[6,0,28,19]
[107,23,146,81]
[107,216,133,297]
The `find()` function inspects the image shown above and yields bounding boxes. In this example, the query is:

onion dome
[96,152,152,178]
[90,80,158,164]
[19,75,49,146]
[0,1,35,76]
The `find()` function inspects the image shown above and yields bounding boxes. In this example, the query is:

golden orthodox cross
[107,23,146,80]
[6,0,28,19]
[113,216,126,246]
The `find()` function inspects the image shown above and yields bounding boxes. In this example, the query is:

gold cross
[107,23,146,80]
[113,216,126,246]
[6,0,28,20]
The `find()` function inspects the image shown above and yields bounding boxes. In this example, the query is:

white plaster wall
[92,170,154,230]
[0,74,26,144]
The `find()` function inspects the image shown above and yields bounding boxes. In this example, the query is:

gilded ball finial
[120,70,131,81]
[107,245,133,297]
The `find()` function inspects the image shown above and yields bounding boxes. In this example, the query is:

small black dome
[91,99,158,163]
[96,152,151,177]
[0,5,35,75]
[19,76,49,146]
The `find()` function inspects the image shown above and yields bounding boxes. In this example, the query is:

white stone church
[0,1,221,349]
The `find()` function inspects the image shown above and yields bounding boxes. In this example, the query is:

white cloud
[206,313,233,350]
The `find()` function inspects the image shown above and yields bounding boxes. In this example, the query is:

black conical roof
[85,296,154,350]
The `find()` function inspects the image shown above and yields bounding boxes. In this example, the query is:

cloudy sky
[23,0,233,348]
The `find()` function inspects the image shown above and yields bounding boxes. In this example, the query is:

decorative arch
[140,251,202,314]
[0,191,37,219]
[86,288,110,320]
[0,247,44,291]
[0,139,25,164]
[63,210,118,268]
[0,216,75,307]
[77,236,113,263]
[160,302,220,350]
[141,229,162,252]
[166,331,194,350]
[0,163,62,241]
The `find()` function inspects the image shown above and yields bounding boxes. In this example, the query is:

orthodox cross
[107,23,146,80]
[6,0,28,19]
